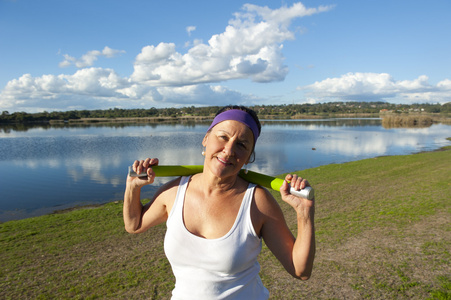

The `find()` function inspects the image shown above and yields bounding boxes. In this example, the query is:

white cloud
[301,72,451,104]
[59,46,125,68]
[155,84,259,106]
[186,26,196,36]
[130,2,333,86]
[3,68,129,98]
[239,2,334,25]
[0,68,132,112]
[0,68,256,112]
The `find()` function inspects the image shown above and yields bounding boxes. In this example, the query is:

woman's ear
[202,133,209,147]
[246,151,255,164]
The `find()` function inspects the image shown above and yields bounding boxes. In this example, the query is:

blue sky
[0,0,450,113]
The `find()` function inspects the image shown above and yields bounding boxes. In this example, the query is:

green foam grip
[151,165,204,177]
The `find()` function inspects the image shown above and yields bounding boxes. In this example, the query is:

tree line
[1,102,450,123]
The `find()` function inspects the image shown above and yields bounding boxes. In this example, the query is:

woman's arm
[123,158,176,234]
[257,174,315,280]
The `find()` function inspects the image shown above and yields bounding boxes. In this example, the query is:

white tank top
[164,176,269,300]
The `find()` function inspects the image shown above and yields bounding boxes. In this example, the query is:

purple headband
[207,109,260,144]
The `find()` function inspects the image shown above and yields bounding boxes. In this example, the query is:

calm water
[1,119,450,222]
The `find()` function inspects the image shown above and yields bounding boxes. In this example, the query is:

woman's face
[203,120,254,178]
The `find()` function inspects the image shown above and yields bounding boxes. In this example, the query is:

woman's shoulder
[252,185,283,220]
[250,185,283,237]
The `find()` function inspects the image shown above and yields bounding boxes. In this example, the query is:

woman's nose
[222,141,235,156]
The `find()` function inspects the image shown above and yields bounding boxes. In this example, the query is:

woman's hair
[211,105,261,163]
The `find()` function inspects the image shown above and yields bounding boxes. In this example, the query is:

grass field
[1,146,450,299]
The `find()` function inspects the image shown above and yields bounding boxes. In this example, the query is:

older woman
[123,105,315,299]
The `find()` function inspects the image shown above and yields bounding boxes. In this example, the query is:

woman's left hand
[280,174,314,213]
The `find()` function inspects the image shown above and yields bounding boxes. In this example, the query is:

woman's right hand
[127,157,159,188]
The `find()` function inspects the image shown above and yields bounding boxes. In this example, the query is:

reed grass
[381,115,434,128]
[381,113,451,128]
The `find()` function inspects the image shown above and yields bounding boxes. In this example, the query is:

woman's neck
[195,169,245,199]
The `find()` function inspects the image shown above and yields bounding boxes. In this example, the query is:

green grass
[1,146,450,299]
[305,149,450,244]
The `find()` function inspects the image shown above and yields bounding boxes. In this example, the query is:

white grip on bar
[290,186,314,200]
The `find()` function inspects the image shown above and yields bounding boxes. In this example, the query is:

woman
[123,105,315,299]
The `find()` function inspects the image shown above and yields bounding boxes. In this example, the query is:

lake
[1,118,450,222]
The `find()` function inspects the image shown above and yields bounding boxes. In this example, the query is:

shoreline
[2,111,449,125]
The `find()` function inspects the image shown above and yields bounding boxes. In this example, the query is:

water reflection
[0,119,450,222]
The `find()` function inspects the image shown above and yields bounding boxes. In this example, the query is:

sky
[0,0,450,113]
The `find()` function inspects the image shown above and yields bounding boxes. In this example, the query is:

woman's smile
[217,156,231,165]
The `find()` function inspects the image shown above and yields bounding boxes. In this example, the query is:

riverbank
[1,146,450,299]
[2,110,450,126]
[39,112,451,125]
